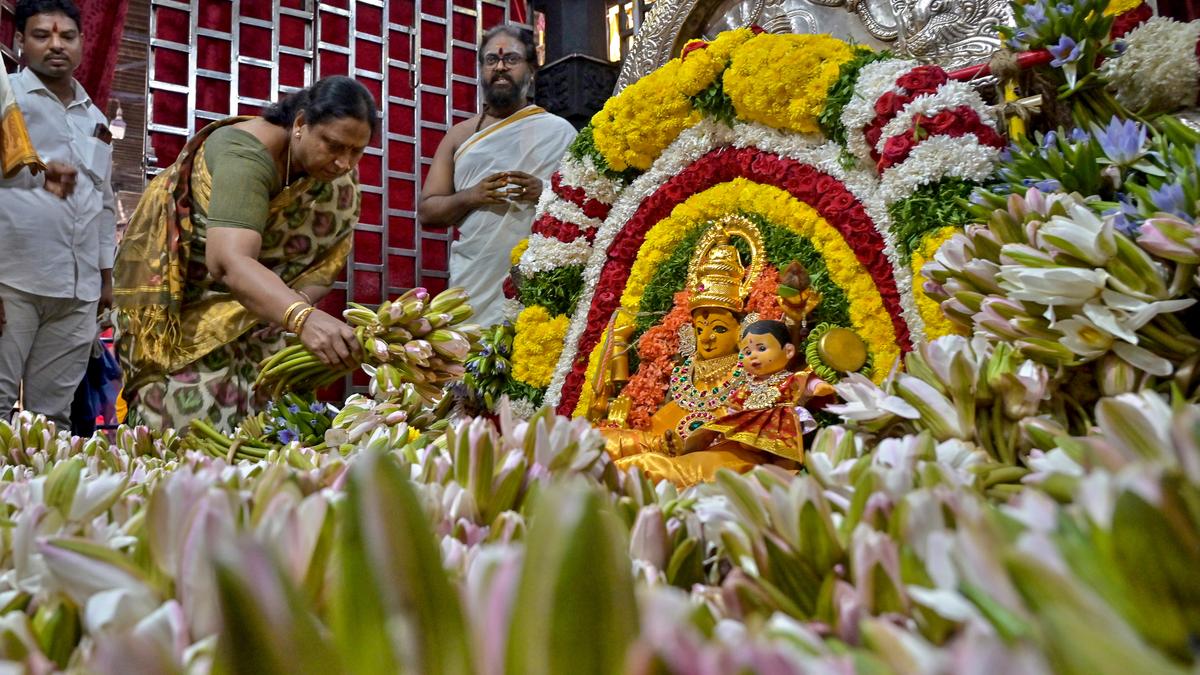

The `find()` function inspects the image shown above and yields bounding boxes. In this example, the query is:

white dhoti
[450,105,576,327]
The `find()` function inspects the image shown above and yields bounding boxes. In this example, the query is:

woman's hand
[298,309,362,370]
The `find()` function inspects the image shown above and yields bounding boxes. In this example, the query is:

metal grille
[146,0,528,392]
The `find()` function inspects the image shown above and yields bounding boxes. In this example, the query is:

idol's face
[17,12,82,81]
[479,34,532,109]
[294,114,373,182]
[692,308,740,361]
[740,331,794,377]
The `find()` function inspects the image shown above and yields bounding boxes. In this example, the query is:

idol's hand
[469,172,510,208]
[505,171,542,204]
[299,310,362,371]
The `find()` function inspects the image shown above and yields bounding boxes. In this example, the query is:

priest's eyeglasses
[482,53,525,68]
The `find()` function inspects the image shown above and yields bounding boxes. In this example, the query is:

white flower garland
[878,135,1000,205]
[840,59,918,164]
[518,234,593,274]
[874,81,995,155]
[499,298,524,324]
[557,154,621,205]
[1101,17,1200,116]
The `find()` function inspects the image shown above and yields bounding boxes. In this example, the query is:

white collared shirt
[0,68,115,302]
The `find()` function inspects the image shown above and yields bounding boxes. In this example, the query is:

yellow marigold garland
[723,34,856,134]
[512,305,570,388]
[911,226,966,341]
[510,238,529,267]
[573,178,901,416]
[590,29,756,172]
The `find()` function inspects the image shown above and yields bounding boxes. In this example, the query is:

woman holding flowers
[113,76,376,431]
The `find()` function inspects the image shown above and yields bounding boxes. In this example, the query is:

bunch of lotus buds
[323,386,455,448]
[255,286,481,401]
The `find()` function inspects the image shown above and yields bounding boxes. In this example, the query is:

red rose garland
[555,147,913,415]
[531,213,599,244]
[550,172,613,220]
[876,106,1006,171]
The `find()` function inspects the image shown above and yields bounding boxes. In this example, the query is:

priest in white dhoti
[418,25,576,327]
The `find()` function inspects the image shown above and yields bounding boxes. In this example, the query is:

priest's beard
[483,72,530,110]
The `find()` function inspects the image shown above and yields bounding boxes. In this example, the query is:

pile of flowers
[0,378,1195,672]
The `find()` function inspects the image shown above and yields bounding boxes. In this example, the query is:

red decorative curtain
[72,0,129,111]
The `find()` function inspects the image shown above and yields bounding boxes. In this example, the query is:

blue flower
[309,401,326,414]
[1104,196,1142,236]
[495,361,510,375]
[1069,127,1090,143]
[1056,3,1073,15]
[1049,36,1083,67]
[1113,39,1128,54]
[1033,179,1062,192]
[278,429,297,444]
[276,417,289,427]
[480,344,494,357]
[1094,117,1147,165]
[1148,183,1190,217]
[287,404,300,414]
[466,361,480,374]
[1025,1,1048,26]
[1041,130,1058,149]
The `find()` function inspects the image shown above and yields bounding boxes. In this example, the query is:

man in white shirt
[418,25,576,327]
[0,0,116,428]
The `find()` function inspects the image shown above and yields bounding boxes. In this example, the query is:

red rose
[974,124,1006,149]
[815,174,840,195]
[879,133,916,169]
[595,288,618,308]
[924,109,960,135]
[864,119,886,151]
[874,91,906,118]
[1110,2,1152,39]
[819,190,857,214]
[503,276,517,299]
[896,65,948,93]
[582,199,610,220]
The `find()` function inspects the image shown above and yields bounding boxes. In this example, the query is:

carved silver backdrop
[616,0,1016,91]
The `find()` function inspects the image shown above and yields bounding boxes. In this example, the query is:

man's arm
[417,124,508,228]
[98,164,116,315]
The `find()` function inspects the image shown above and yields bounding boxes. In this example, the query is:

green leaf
[334,451,474,675]
[504,480,639,675]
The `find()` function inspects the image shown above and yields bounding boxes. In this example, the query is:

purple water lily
[278,429,298,444]
[309,401,326,414]
[1024,1,1048,28]
[1147,183,1190,218]
[1094,117,1147,165]
[1048,35,1083,67]
[1069,127,1090,143]
[287,404,301,414]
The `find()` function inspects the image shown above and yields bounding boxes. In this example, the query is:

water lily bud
[629,506,669,571]
[1020,416,1068,450]
[1097,353,1138,396]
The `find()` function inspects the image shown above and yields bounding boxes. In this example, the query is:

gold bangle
[282,300,308,329]
[292,306,317,335]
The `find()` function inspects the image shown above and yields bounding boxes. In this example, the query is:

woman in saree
[113,76,376,431]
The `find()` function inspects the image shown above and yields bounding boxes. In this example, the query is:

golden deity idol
[596,215,771,480]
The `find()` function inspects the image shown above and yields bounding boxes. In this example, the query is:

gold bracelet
[282,300,308,330]
[292,306,317,335]
[297,289,313,304]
